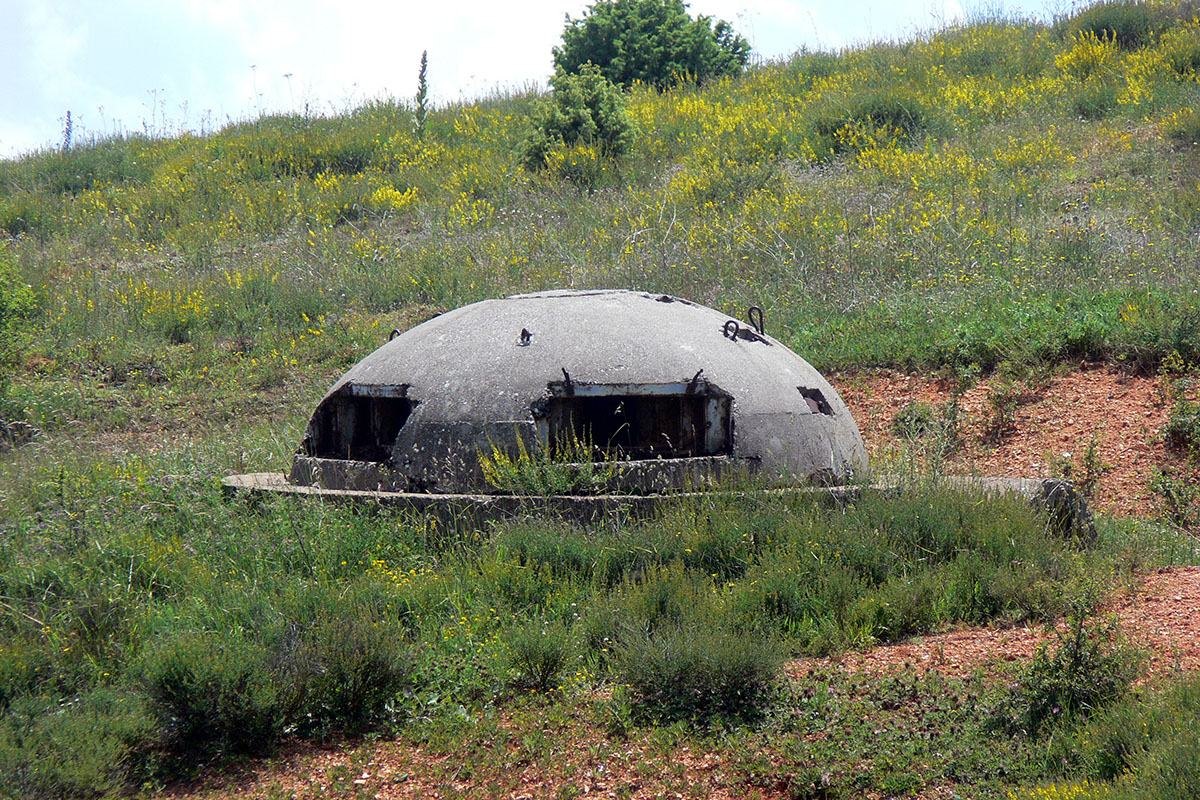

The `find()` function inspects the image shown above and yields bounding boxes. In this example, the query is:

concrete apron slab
[222,472,1095,540]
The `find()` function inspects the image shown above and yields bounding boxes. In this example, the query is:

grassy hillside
[3,7,1200,429]
[3,3,1200,798]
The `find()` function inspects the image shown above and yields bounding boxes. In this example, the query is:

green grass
[2,7,1200,416]
[1,427,1196,797]
[4,2,1200,797]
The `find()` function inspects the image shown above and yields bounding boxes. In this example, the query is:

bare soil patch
[789,566,1200,684]
[157,711,779,800]
[833,365,1179,518]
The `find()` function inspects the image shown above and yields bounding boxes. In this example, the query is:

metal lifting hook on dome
[748,306,765,335]
[723,320,740,340]
[388,329,401,341]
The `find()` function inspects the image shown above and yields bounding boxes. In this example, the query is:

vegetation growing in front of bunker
[5,1,1200,797]
[478,428,626,495]
[1,445,1196,798]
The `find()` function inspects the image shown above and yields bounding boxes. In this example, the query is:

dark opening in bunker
[540,381,731,459]
[799,387,833,416]
[304,385,414,462]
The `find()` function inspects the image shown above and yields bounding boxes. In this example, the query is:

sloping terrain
[837,365,1180,518]
[152,367,1200,800]
[157,564,1200,800]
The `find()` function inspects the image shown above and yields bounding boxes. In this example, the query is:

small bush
[0,689,158,800]
[984,379,1026,442]
[892,400,939,439]
[730,557,865,647]
[1162,383,1200,455]
[1148,468,1200,529]
[1072,82,1120,120]
[986,613,1140,738]
[608,563,704,633]
[503,617,572,693]
[1056,31,1122,81]
[890,397,963,467]
[1167,108,1200,148]
[812,88,925,156]
[611,619,781,722]
[521,65,636,179]
[137,630,281,761]
[1163,23,1200,77]
[1049,434,1112,500]
[275,615,416,738]
[1065,2,1160,49]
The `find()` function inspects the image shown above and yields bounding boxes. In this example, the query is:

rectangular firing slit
[799,387,834,416]
[305,385,414,462]
[539,380,732,459]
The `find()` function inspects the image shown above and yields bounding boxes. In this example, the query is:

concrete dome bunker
[285,289,868,497]
[223,288,1095,538]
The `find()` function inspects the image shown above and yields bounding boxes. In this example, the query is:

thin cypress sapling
[415,50,429,139]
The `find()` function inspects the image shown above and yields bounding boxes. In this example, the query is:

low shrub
[811,87,926,156]
[1163,24,1200,77]
[275,614,416,738]
[0,689,157,800]
[611,618,781,723]
[503,617,572,693]
[521,64,636,181]
[984,379,1026,442]
[1049,433,1112,500]
[985,613,1141,738]
[1162,383,1200,455]
[1064,2,1160,49]
[1167,108,1200,148]
[891,400,938,439]
[136,630,281,761]
[1148,467,1200,529]
[1072,82,1120,120]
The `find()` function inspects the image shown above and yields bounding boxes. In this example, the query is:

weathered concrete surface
[224,471,1095,539]
[293,289,868,494]
[228,288,1095,539]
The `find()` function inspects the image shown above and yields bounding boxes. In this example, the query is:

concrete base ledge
[222,472,1095,540]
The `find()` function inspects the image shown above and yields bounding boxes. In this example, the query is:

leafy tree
[553,0,750,88]
[521,64,636,174]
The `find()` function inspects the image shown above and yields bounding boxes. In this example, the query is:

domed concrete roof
[290,289,868,494]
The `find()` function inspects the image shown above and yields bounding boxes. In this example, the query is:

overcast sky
[2,0,1075,159]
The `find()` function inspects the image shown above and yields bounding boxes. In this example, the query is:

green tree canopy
[552,0,750,88]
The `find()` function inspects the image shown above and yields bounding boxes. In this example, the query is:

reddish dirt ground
[160,368,1200,800]
[833,364,1182,518]
[789,567,1200,685]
